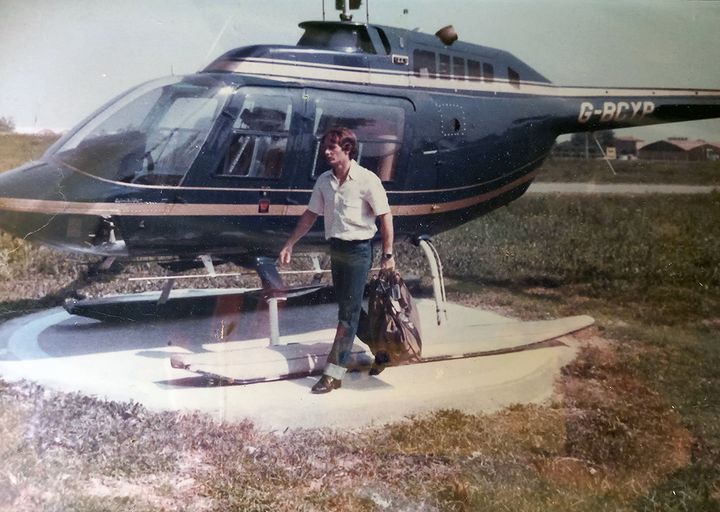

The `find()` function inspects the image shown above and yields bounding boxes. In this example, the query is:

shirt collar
[330,159,358,183]
[346,159,359,181]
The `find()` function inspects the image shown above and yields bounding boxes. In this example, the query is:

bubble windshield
[50,76,233,186]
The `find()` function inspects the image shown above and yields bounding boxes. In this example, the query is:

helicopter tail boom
[552,87,720,135]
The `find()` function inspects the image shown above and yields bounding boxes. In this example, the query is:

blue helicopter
[1,4,719,295]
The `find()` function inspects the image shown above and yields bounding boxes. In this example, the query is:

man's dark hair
[322,127,358,160]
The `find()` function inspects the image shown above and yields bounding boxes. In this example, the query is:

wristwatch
[382,253,394,260]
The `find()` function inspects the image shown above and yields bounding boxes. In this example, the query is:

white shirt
[308,160,391,241]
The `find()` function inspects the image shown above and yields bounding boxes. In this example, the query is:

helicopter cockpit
[47,75,233,186]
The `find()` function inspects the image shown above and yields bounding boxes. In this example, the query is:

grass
[536,157,720,185]
[0,135,719,509]
[0,133,60,172]
[396,193,720,510]
[411,193,720,326]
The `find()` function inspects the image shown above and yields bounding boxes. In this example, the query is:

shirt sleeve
[307,178,325,215]
[364,173,391,216]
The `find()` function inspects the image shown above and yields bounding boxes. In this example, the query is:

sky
[1,0,719,144]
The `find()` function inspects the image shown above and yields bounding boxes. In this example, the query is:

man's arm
[378,211,395,270]
[279,209,319,264]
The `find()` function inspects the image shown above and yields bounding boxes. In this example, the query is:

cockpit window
[298,25,375,54]
[50,76,232,186]
[215,93,292,179]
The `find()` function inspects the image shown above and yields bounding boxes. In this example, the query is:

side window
[312,99,405,182]
[452,57,465,79]
[413,49,436,78]
[467,60,481,80]
[438,54,451,78]
[483,63,495,82]
[376,28,392,55]
[508,67,520,88]
[216,94,291,179]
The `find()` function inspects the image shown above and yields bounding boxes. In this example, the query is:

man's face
[323,137,350,168]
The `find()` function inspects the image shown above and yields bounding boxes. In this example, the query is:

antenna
[366,0,369,24]
[322,0,326,21]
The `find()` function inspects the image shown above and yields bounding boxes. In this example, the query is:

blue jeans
[325,238,373,376]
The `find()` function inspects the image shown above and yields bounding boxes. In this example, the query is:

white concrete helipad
[0,293,591,430]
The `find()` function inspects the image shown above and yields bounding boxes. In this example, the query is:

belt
[330,237,371,246]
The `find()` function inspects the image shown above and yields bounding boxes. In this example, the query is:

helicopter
[1,2,719,305]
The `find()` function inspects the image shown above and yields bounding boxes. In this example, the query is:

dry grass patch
[376,406,566,460]
[560,345,692,490]
[353,341,694,509]
[0,340,700,511]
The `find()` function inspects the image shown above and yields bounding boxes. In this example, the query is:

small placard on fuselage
[392,54,409,65]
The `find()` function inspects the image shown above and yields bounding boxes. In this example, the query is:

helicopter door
[296,90,411,189]
[211,91,297,185]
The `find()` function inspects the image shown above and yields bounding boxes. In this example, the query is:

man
[279,127,395,394]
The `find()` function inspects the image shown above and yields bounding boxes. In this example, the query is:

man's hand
[381,254,395,270]
[278,210,318,266]
[279,244,293,265]
[378,211,395,270]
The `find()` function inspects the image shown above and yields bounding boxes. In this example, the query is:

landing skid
[60,241,595,386]
[169,302,594,385]
[64,285,335,322]
[169,237,593,386]
[62,253,334,323]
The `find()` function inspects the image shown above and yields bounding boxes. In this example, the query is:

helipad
[0,292,591,430]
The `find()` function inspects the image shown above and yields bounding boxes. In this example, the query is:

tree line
[0,117,15,133]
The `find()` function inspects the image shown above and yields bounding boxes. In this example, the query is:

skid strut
[248,256,287,346]
[415,236,448,326]
[252,238,450,339]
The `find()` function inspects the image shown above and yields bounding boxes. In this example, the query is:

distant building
[614,136,644,159]
[638,137,720,161]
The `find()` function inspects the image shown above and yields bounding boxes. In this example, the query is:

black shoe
[369,363,385,376]
[311,375,342,394]
[370,351,390,376]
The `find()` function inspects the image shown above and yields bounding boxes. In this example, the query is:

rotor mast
[340,0,351,21]
[335,0,362,22]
